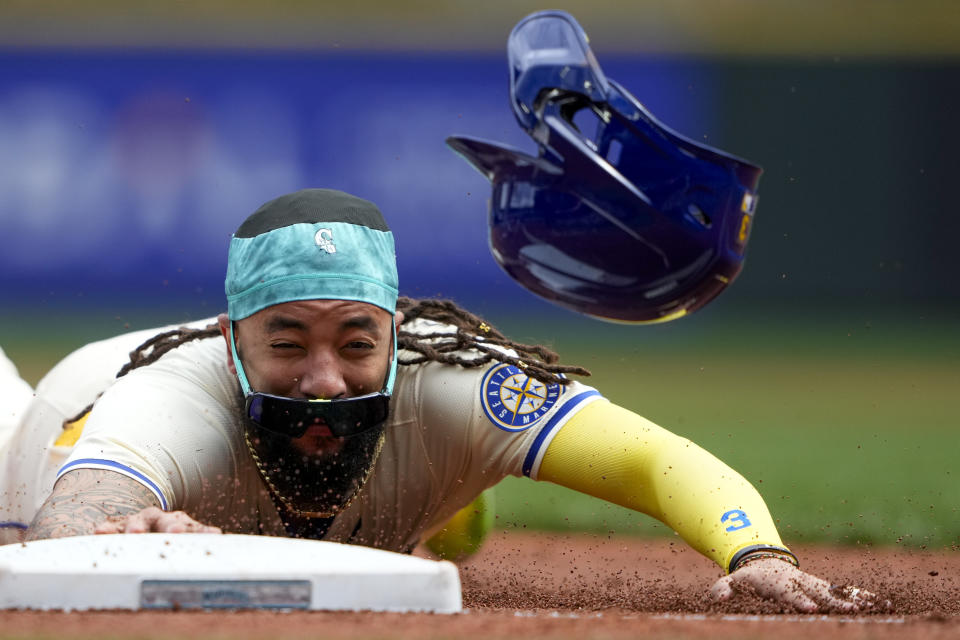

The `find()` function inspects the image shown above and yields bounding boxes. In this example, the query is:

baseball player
[0,189,878,612]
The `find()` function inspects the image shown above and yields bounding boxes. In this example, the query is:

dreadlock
[396,297,590,385]
[66,298,589,426]
[116,324,222,377]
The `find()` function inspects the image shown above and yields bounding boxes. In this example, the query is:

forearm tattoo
[26,469,161,541]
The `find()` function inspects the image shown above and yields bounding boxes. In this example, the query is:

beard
[242,415,386,518]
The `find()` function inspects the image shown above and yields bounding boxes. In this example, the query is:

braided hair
[115,324,222,377]
[66,297,589,425]
[396,297,589,385]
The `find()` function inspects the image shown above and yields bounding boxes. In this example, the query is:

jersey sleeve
[57,338,244,513]
[409,359,605,504]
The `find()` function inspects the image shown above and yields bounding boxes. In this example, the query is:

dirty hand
[711,556,884,613]
[94,507,222,535]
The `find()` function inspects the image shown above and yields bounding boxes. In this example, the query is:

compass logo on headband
[481,363,562,432]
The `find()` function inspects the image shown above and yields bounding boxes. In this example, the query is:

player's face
[227,299,396,399]
[219,300,399,455]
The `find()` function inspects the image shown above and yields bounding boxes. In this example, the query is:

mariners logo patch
[314,228,337,254]
[480,363,562,432]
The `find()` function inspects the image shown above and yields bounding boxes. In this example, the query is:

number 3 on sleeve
[721,509,752,532]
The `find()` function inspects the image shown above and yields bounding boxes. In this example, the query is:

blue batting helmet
[447,10,762,323]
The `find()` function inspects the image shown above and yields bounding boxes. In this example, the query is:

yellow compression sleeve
[537,399,788,572]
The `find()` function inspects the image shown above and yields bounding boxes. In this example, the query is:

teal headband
[225,221,398,320]
[225,189,399,320]
[224,189,400,394]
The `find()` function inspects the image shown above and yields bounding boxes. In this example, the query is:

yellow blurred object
[424,488,495,561]
[55,411,89,447]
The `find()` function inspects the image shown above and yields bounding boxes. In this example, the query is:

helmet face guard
[447,10,762,323]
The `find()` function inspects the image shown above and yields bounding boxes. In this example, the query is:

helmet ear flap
[448,10,762,324]
[446,137,561,183]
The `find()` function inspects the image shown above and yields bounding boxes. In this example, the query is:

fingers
[93,517,128,534]
[784,572,856,613]
[94,508,222,535]
[797,574,885,613]
[119,507,160,533]
[135,509,222,534]
[828,584,889,612]
[781,578,820,613]
[709,575,733,601]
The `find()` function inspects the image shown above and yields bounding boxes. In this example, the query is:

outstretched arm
[538,400,784,569]
[26,469,220,541]
[536,399,881,612]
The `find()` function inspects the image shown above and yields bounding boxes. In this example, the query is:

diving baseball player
[0,189,879,612]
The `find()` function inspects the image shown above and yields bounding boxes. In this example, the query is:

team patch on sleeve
[480,363,563,432]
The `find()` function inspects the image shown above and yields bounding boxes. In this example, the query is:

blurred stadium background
[1,1,957,547]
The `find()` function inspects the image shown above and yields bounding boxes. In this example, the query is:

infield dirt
[0,530,956,639]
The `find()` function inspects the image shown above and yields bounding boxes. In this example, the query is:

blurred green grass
[2,308,957,548]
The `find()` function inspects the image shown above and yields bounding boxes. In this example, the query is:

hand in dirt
[94,507,222,535]
[710,556,886,613]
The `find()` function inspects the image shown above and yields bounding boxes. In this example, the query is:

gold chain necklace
[243,428,385,520]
